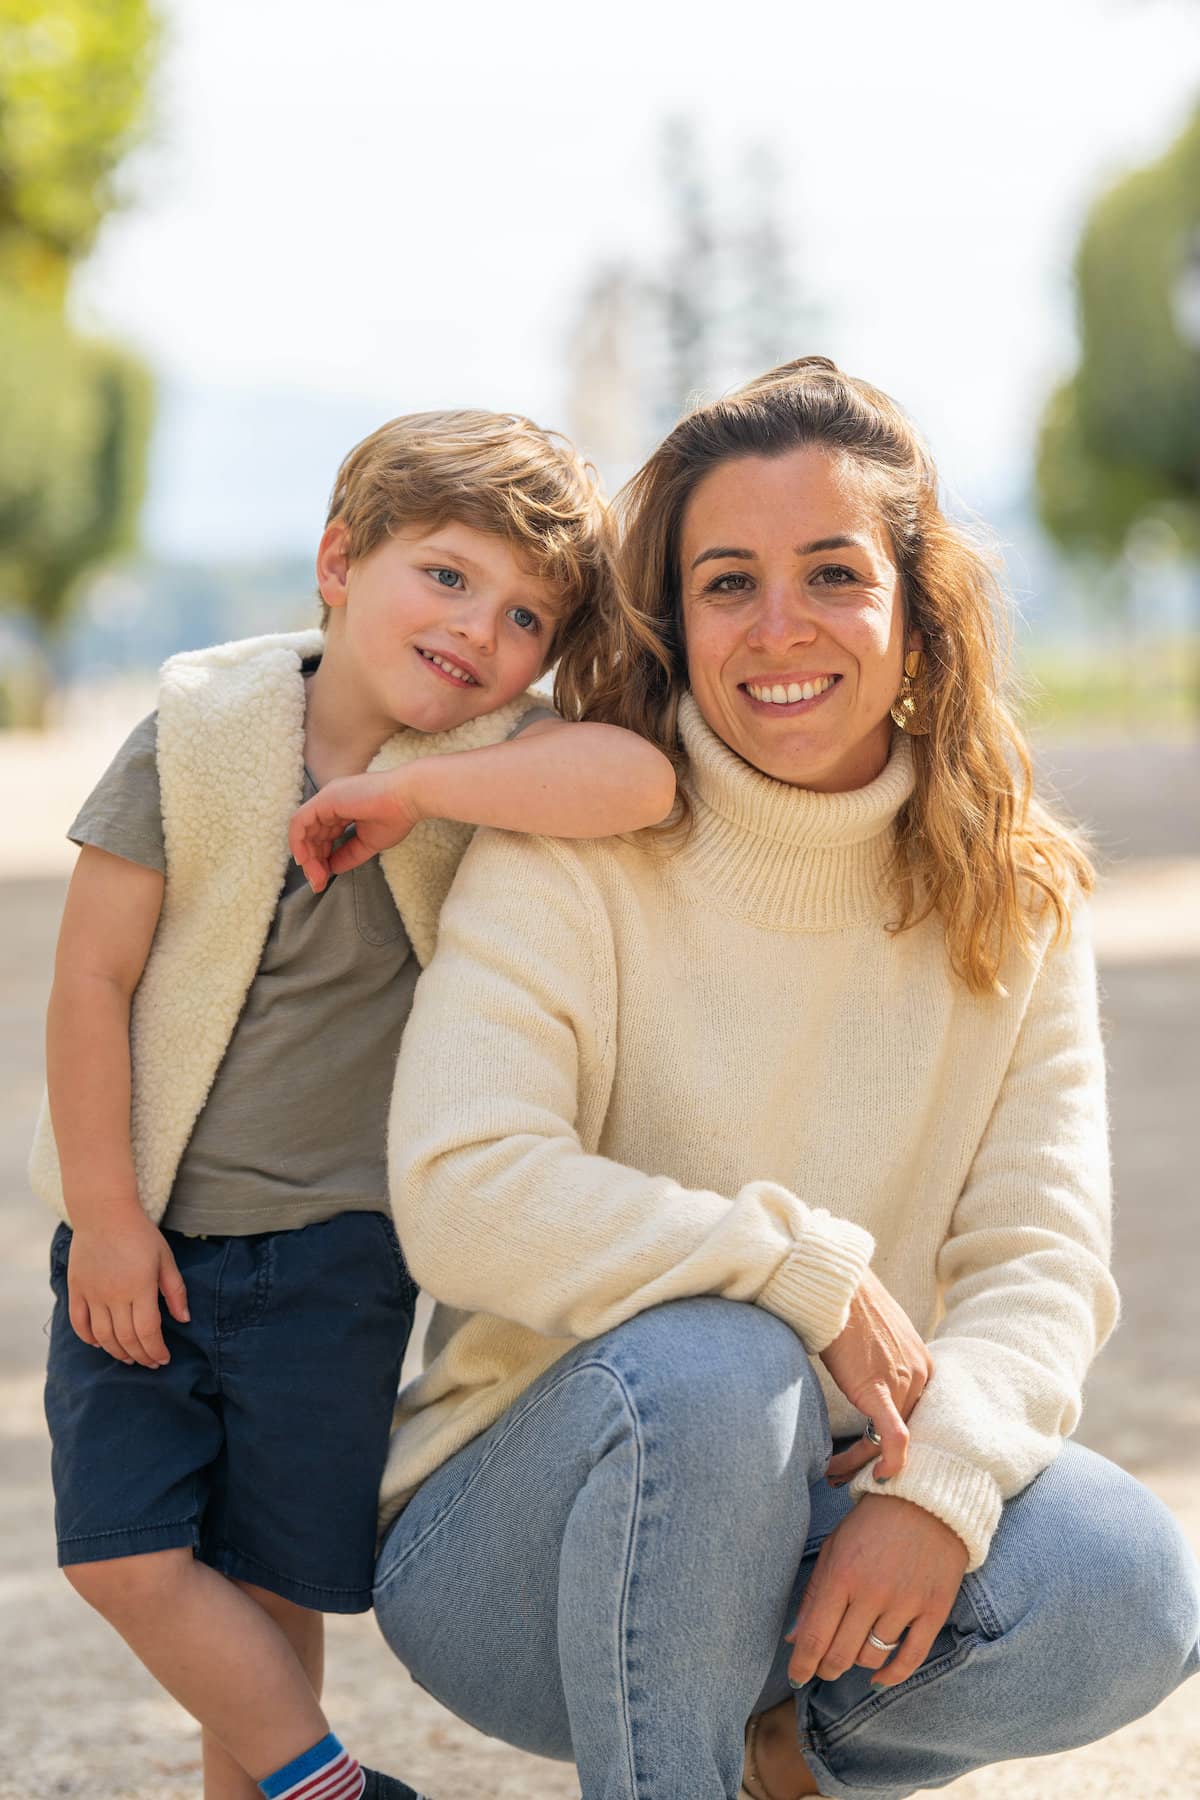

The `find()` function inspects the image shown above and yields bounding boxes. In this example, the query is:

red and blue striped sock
[258,1733,364,1800]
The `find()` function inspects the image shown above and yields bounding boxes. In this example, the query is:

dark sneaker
[361,1770,425,1800]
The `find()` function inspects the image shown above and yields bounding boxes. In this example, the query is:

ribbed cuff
[848,1440,1003,1571]
[757,1214,875,1354]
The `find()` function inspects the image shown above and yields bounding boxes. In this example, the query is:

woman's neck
[673,693,915,929]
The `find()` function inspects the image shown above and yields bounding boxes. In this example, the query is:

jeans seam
[372,1349,652,1794]
[960,1568,1004,1639]
[377,1352,637,1588]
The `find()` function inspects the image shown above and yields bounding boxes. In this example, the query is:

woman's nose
[745,587,819,651]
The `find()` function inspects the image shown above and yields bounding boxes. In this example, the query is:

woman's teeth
[745,675,837,706]
[419,649,476,684]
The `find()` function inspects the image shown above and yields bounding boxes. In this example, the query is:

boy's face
[318,520,563,734]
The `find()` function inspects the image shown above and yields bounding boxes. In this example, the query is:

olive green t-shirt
[68,688,553,1236]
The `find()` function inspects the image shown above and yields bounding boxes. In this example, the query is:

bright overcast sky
[72,0,1200,555]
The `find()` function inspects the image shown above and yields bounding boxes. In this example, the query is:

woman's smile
[739,672,841,711]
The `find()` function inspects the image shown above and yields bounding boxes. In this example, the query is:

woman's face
[679,447,918,792]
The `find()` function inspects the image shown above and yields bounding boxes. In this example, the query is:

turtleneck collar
[674,691,915,929]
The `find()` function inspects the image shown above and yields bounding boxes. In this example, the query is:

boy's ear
[316,522,351,611]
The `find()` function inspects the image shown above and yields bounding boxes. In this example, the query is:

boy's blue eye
[508,606,539,632]
[430,567,464,589]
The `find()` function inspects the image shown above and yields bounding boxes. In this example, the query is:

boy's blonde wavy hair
[323,409,619,675]
[555,357,1093,996]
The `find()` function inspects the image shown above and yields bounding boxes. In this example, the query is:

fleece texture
[30,629,539,1225]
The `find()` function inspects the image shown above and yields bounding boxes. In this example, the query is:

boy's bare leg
[65,1548,330,1787]
[202,1582,325,1800]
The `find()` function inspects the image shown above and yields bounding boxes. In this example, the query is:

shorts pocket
[369,1212,418,1304]
[49,1222,72,1286]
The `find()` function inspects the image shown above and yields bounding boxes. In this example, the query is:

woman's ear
[316,522,352,612]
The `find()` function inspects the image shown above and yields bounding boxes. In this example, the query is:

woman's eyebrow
[690,534,870,571]
[690,546,755,569]
[798,534,869,555]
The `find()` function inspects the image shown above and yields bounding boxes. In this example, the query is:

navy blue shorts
[44,1211,416,1613]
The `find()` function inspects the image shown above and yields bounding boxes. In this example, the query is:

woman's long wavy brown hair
[554,357,1093,996]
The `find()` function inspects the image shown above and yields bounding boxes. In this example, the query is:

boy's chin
[385,684,489,734]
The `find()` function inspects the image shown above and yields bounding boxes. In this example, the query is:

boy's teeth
[746,675,835,705]
[421,649,474,683]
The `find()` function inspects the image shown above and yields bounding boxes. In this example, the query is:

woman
[372,359,1199,1799]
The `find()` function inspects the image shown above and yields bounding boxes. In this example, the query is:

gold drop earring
[889,648,931,735]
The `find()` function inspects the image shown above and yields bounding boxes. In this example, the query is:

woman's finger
[785,1563,849,1687]
[815,1599,881,1682]
[868,1608,944,1689]
[861,1388,909,1480]
[854,1611,910,1671]
[825,1438,878,1485]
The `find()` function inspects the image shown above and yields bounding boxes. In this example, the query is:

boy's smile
[309,519,563,773]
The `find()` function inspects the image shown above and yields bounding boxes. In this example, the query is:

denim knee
[988,1449,1200,1735]
[588,1297,831,1489]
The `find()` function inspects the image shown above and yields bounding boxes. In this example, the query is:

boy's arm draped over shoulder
[290,717,676,892]
[388,829,874,1355]
[846,909,1118,1569]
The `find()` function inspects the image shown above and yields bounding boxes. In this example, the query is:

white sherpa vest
[29,629,542,1225]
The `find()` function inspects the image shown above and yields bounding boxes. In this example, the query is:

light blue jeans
[374,1299,1200,1799]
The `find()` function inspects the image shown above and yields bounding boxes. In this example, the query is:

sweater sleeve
[848,907,1118,1569]
[388,830,874,1354]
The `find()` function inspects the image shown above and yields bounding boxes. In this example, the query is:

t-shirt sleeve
[506,701,558,739]
[67,711,166,873]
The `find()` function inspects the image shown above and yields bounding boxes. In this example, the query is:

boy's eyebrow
[411,538,486,571]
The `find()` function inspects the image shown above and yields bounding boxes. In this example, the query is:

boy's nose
[449,604,496,654]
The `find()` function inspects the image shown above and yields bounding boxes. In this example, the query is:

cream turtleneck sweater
[382,696,1116,1570]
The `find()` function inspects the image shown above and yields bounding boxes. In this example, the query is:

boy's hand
[289,770,424,893]
[66,1214,190,1368]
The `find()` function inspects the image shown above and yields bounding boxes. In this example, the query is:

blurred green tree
[0,0,159,298]
[1036,104,1200,556]
[0,0,158,723]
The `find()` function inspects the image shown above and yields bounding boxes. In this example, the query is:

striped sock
[258,1733,364,1800]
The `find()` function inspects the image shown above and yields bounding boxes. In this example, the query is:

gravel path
[3,720,1197,1796]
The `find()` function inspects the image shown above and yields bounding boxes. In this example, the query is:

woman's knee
[988,1448,1200,1724]
[590,1297,829,1482]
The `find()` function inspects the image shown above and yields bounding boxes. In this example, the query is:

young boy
[32,409,675,1800]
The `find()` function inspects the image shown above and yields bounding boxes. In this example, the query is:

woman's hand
[289,769,424,892]
[786,1493,969,1689]
[819,1269,933,1481]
